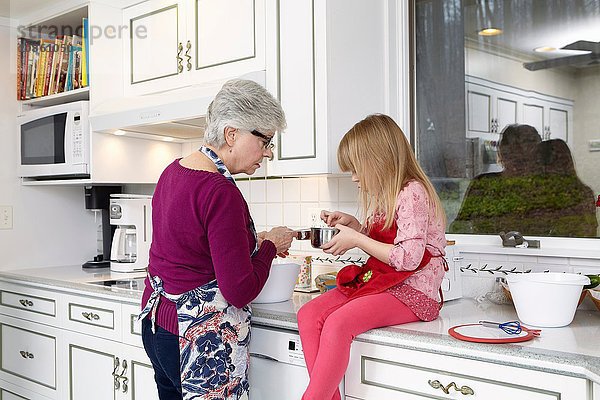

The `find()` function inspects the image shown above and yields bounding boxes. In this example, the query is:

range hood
[90,71,265,142]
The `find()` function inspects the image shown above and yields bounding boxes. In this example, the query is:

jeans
[142,318,183,400]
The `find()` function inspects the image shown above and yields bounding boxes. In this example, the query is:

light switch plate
[0,206,13,229]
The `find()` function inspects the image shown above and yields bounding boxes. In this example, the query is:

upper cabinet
[266,0,401,176]
[466,76,573,144]
[123,0,266,96]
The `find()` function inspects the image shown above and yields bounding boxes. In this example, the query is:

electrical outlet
[308,207,327,228]
[0,206,13,230]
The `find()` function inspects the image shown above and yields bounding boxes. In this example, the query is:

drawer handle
[177,42,184,73]
[82,311,100,321]
[185,40,192,71]
[19,299,34,307]
[428,380,474,395]
[19,350,34,359]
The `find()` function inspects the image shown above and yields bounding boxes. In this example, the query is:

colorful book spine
[82,18,89,87]
[16,38,22,100]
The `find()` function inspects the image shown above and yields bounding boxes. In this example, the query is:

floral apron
[139,146,258,400]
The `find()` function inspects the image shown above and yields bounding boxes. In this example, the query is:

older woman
[139,79,294,400]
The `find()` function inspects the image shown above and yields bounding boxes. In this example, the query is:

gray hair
[204,79,286,147]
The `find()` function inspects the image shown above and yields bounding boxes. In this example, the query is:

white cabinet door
[123,0,188,96]
[272,0,316,164]
[548,106,569,141]
[522,100,545,135]
[188,0,266,83]
[267,0,393,176]
[66,330,159,400]
[68,342,118,400]
[593,381,600,400]
[124,345,160,400]
[466,82,519,138]
[495,92,519,133]
[466,84,492,135]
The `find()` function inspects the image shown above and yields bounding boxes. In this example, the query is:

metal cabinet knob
[82,311,100,321]
[177,42,184,73]
[428,379,474,395]
[19,350,34,359]
[185,40,192,71]
[19,299,33,307]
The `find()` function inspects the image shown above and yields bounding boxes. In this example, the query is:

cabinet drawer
[122,303,143,347]
[1,389,29,400]
[63,295,121,341]
[0,290,55,317]
[346,341,587,400]
[0,324,56,389]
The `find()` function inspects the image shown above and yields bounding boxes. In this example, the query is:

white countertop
[1,265,599,383]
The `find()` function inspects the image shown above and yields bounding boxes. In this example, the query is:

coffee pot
[109,194,152,273]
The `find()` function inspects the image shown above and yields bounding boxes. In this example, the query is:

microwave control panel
[71,112,84,162]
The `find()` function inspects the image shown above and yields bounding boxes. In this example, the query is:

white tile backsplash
[300,177,320,202]
[283,203,302,228]
[266,203,283,226]
[266,178,283,203]
[319,177,339,202]
[250,203,267,228]
[282,178,302,202]
[250,179,266,203]
[338,176,359,201]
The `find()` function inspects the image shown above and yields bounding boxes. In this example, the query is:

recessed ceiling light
[478,28,503,37]
[113,130,126,136]
[534,46,556,52]
[162,137,175,142]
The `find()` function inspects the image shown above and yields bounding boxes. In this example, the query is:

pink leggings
[297,288,420,400]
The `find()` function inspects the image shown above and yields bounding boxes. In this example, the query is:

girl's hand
[320,224,362,256]
[320,210,361,231]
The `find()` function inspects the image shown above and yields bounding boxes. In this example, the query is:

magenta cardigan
[141,160,277,335]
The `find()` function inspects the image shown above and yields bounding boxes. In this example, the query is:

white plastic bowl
[252,261,301,304]
[506,273,589,327]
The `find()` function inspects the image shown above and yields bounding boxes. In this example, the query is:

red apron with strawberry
[336,217,446,303]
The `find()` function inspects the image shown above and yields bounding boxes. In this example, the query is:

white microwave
[17,101,90,179]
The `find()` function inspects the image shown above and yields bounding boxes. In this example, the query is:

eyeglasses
[250,129,275,150]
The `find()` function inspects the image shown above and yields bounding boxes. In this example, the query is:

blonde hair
[337,114,446,231]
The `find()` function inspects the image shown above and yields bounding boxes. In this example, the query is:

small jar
[295,256,312,289]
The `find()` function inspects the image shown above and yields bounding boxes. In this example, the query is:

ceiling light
[534,46,556,52]
[162,137,175,142]
[113,130,126,136]
[478,28,503,37]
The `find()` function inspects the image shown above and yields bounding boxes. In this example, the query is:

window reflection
[414,0,600,238]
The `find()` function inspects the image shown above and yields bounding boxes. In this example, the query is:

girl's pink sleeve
[388,181,430,271]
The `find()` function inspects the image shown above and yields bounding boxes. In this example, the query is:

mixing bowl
[506,273,589,327]
[252,261,301,304]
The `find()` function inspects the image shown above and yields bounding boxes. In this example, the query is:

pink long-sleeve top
[141,160,277,335]
[383,180,447,321]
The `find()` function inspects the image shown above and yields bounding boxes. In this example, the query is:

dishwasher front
[249,325,345,399]
[249,325,309,399]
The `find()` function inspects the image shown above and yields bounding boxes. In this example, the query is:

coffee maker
[109,194,152,273]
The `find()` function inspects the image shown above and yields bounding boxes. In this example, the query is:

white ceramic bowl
[507,273,589,327]
[252,261,301,304]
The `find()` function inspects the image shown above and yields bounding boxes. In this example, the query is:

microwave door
[20,113,67,167]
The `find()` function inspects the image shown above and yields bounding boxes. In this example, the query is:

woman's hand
[320,224,363,256]
[320,210,361,231]
[261,226,295,256]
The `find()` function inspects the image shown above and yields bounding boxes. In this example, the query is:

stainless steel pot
[295,227,339,248]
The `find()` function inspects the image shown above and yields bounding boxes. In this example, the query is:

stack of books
[16,18,90,100]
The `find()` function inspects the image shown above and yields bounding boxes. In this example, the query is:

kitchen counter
[1,265,599,384]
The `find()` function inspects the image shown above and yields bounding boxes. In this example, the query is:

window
[413,0,600,239]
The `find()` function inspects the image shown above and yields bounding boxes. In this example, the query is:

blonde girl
[297,114,447,400]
